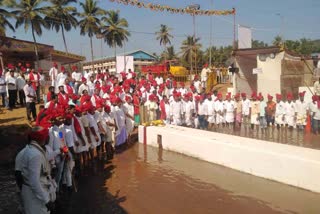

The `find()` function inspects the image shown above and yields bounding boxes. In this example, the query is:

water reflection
[103,144,320,214]
[215,126,320,149]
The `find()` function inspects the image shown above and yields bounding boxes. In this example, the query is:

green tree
[0,0,15,36]
[252,40,268,48]
[161,46,177,61]
[203,45,233,67]
[45,0,78,54]
[156,24,173,63]
[272,35,283,47]
[78,0,106,70]
[13,0,50,64]
[180,36,201,73]
[101,9,130,71]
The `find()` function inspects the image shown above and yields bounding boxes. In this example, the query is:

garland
[109,0,235,16]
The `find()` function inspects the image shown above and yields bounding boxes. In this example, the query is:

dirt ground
[0,105,36,165]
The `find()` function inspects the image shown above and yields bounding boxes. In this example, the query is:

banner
[238,25,252,49]
[109,0,235,16]
[116,56,134,73]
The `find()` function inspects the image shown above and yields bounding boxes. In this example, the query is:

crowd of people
[0,61,317,214]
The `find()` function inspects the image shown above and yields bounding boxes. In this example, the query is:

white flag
[238,25,252,49]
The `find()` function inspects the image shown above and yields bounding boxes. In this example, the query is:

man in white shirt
[49,62,59,93]
[87,75,95,96]
[6,70,17,110]
[78,77,89,96]
[0,74,8,108]
[205,94,215,130]
[241,93,251,128]
[200,64,210,89]
[155,73,164,86]
[170,93,183,125]
[56,66,68,88]
[197,96,208,130]
[39,69,46,102]
[16,71,26,106]
[15,126,55,214]
[295,91,309,130]
[71,66,82,95]
[23,79,37,122]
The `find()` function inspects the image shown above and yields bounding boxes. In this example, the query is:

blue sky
[6,0,320,61]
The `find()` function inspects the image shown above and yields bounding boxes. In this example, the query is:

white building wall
[257,52,284,97]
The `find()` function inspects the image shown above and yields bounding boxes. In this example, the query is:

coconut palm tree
[273,35,283,47]
[180,36,201,73]
[101,10,130,71]
[13,0,50,65]
[155,24,173,63]
[45,0,78,53]
[78,0,106,70]
[0,0,15,36]
[161,46,177,61]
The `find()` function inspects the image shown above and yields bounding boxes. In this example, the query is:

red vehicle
[141,61,170,75]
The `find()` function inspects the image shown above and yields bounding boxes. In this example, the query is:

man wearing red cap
[214,92,225,128]
[112,96,127,147]
[48,112,69,188]
[241,93,251,128]
[284,92,296,130]
[205,93,215,130]
[193,74,201,94]
[28,68,41,103]
[275,93,285,129]
[258,94,267,131]
[101,104,115,159]
[78,77,89,96]
[250,92,260,130]
[62,115,76,191]
[266,94,276,128]
[295,91,309,130]
[225,93,235,127]
[56,66,68,89]
[155,72,163,86]
[234,93,243,129]
[15,126,56,214]
[87,104,101,159]
[170,92,183,125]
[91,87,103,107]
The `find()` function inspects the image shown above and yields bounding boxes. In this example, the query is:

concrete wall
[139,125,320,193]
[234,56,257,94]
[257,52,283,97]
[281,58,314,98]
